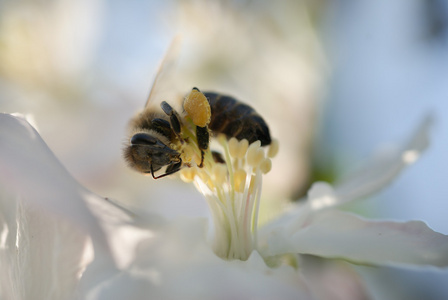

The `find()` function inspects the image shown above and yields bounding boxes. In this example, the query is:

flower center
[180,128,279,260]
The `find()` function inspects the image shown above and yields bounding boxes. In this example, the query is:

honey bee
[204,92,271,146]
[123,42,271,179]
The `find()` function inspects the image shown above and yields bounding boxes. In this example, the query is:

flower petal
[0,113,109,248]
[300,255,372,300]
[333,115,432,207]
[262,210,448,267]
[0,189,90,300]
[76,194,164,298]
[0,113,121,298]
[85,218,314,300]
[261,116,433,245]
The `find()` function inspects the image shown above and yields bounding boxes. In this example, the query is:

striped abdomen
[204,92,271,146]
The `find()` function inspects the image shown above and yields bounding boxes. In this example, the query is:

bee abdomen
[204,92,271,146]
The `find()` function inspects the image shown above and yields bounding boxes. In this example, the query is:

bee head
[124,132,181,174]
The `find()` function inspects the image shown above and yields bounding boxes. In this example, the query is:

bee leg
[166,161,183,174]
[196,126,209,168]
[151,118,172,137]
[151,160,183,179]
[161,101,183,142]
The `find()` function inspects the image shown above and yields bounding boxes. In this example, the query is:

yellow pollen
[268,139,279,158]
[183,88,211,127]
[234,169,247,193]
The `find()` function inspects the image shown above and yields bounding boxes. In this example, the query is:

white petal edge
[0,113,111,252]
[331,115,432,208]
[262,210,448,268]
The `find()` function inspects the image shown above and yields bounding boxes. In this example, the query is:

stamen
[179,120,279,261]
[197,169,210,185]
[268,138,279,158]
[212,164,227,186]
[234,169,247,193]
[180,167,196,182]
[236,139,249,159]
[248,174,257,194]
[228,137,239,158]
[247,141,265,167]
[259,158,272,174]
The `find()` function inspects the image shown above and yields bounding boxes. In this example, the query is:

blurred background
[0,0,447,299]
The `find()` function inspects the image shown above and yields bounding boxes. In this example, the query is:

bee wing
[144,37,183,109]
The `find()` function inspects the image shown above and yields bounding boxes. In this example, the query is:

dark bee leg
[160,101,183,142]
[151,118,172,137]
[151,160,183,179]
[165,161,183,174]
[196,126,209,167]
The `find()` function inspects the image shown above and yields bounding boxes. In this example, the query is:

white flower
[0,113,447,300]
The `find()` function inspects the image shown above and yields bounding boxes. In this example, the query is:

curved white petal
[85,218,314,300]
[0,113,111,250]
[0,189,89,300]
[0,114,117,298]
[76,195,166,299]
[332,115,432,207]
[262,210,448,267]
[0,113,93,299]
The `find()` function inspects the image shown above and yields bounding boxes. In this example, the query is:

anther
[268,139,279,158]
[234,169,247,193]
[180,167,196,182]
[212,164,227,185]
[259,158,272,174]
[207,179,215,190]
[247,141,264,167]
[182,144,196,164]
[197,168,210,183]
[228,137,239,158]
[236,139,249,159]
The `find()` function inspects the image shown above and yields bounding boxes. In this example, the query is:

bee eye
[131,133,158,145]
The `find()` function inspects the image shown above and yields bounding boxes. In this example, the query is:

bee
[204,92,271,146]
[123,42,271,179]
